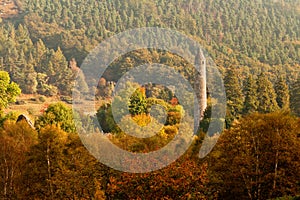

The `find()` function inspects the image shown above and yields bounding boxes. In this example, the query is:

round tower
[194,49,207,132]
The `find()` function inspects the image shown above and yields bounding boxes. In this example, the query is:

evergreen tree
[16,24,33,53]
[34,39,48,68]
[23,64,38,94]
[243,74,258,114]
[256,73,279,113]
[290,78,300,116]
[274,75,290,109]
[224,68,244,127]
[23,53,38,94]
[36,73,58,96]
[41,48,74,96]
[50,48,74,96]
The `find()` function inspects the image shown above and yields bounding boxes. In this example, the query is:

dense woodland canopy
[0,0,299,199]
[0,0,299,92]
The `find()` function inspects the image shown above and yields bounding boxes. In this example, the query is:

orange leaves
[105,143,209,199]
[40,103,49,114]
[170,97,178,106]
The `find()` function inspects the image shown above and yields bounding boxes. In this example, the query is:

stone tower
[194,48,207,130]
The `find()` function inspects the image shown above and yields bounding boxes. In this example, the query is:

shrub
[38,96,46,102]
[15,100,26,105]
[96,103,120,133]
[27,108,34,115]
[166,111,181,125]
[60,96,73,104]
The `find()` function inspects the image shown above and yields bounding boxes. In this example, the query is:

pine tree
[41,47,74,96]
[274,75,290,109]
[34,39,48,72]
[16,24,33,52]
[243,74,258,114]
[290,78,300,116]
[52,48,74,95]
[224,68,244,127]
[36,73,58,96]
[23,63,38,94]
[256,73,279,113]
[5,47,18,75]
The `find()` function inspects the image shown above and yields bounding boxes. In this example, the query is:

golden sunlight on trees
[0,71,21,111]
[209,112,300,199]
[0,121,37,199]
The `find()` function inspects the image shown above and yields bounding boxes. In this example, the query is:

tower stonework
[194,49,207,129]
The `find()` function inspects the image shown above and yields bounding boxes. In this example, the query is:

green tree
[23,64,38,94]
[129,87,148,116]
[34,39,48,68]
[243,74,258,114]
[35,102,76,133]
[0,71,21,111]
[224,68,244,127]
[290,78,300,116]
[275,75,290,109]
[36,73,58,96]
[256,73,279,113]
[39,48,74,96]
[48,47,74,96]
[96,103,120,133]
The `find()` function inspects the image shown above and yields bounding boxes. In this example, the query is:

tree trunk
[46,140,53,199]
[4,158,8,198]
[273,129,280,193]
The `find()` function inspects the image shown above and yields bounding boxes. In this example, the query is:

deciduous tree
[209,112,300,199]
[35,102,76,133]
[0,121,37,199]
[0,71,21,111]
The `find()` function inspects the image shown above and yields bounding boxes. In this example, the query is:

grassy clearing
[4,94,105,122]
[4,94,61,118]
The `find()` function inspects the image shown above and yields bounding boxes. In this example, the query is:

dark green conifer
[243,75,258,114]
[274,75,290,109]
[256,73,279,113]
[224,68,244,127]
[290,78,300,116]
